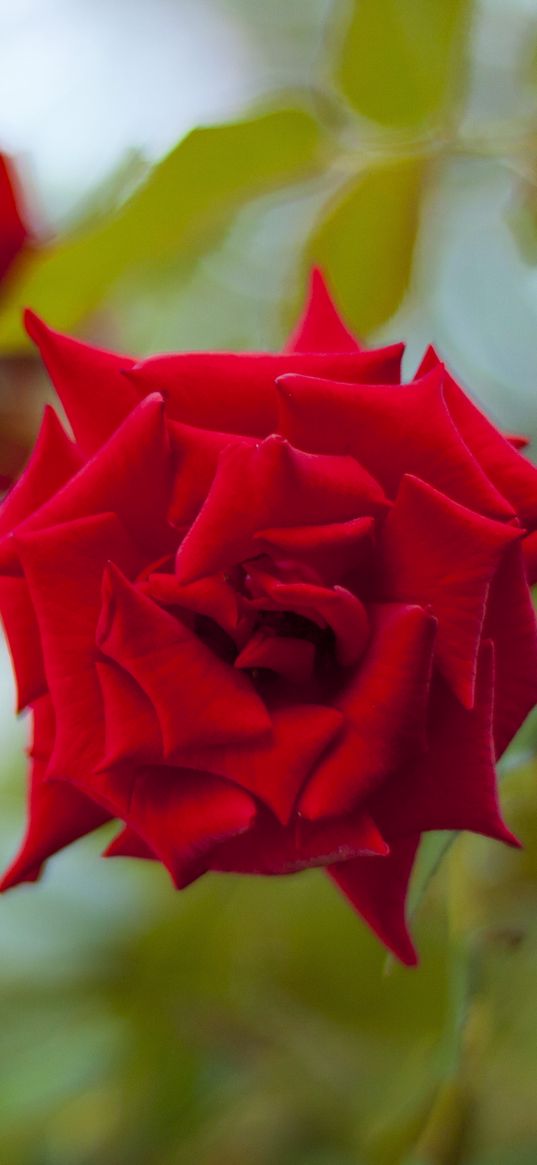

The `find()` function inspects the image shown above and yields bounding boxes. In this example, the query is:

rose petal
[97,565,271,755]
[276,366,516,520]
[485,542,537,757]
[0,697,110,890]
[0,407,82,538]
[127,349,404,437]
[235,630,316,685]
[0,394,173,571]
[24,311,139,454]
[207,806,387,875]
[96,660,163,769]
[373,642,518,846]
[380,474,520,707]
[418,347,537,528]
[254,516,375,588]
[0,154,28,280]
[285,267,362,354]
[178,703,344,824]
[300,603,436,821]
[328,835,420,966]
[168,420,253,524]
[246,570,370,666]
[0,574,46,711]
[176,435,386,583]
[101,764,257,888]
[17,513,140,781]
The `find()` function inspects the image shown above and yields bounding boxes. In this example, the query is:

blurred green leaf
[335,0,472,130]
[307,157,424,335]
[0,107,327,351]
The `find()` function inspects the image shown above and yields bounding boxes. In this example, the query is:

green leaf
[306,157,424,335]
[336,0,472,129]
[0,106,327,351]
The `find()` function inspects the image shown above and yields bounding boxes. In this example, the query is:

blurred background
[1,1,537,1162]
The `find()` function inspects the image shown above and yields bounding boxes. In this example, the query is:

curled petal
[254,516,375,587]
[418,348,537,528]
[373,642,518,846]
[381,474,520,707]
[98,565,271,755]
[145,570,248,642]
[176,435,386,583]
[179,703,344,824]
[0,407,82,538]
[128,347,404,438]
[101,765,257,889]
[276,366,516,519]
[235,630,316,685]
[0,394,173,571]
[300,603,436,821]
[0,698,110,890]
[485,542,537,757]
[0,574,46,710]
[96,660,162,769]
[24,311,139,454]
[168,420,253,524]
[247,570,370,666]
[329,835,420,966]
[17,513,140,781]
[207,806,387,876]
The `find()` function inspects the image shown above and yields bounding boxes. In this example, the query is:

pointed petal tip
[23,306,49,347]
[397,941,419,968]
[0,856,42,892]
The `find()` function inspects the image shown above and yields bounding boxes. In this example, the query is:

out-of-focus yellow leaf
[0,107,327,351]
[307,157,424,335]
[336,0,472,129]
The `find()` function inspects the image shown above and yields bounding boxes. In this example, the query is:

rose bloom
[1,271,537,965]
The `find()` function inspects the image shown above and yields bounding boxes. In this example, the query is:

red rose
[1,270,537,965]
[0,153,28,285]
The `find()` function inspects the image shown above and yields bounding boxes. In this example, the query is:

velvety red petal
[443,373,537,528]
[0,153,28,281]
[103,827,156,861]
[207,807,387,876]
[485,542,537,757]
[95,659,163,769]
[127,348,404,438]
[380,474,520,707]
[417,347,537,528]
[246,569,370,666]
[0,574,46,710]
[235,630,316,685]
[17,513,140,781]
[285,268,362,354]
[0,697,110,890]
[178,703,344,825]
[254,516,375,587]
[145,571,249,642]
[97,565,271,755]
[523,530,537,584]
[0,394,173,570]
[276,367,516,520]
[168,420,252,525]
[102,765,257,888]
[176,435,387,583]
[300,603,436,821]
[328,835,420,966]
[373,643,518,846]
[24,311,139,455]
[0,407,82,538]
